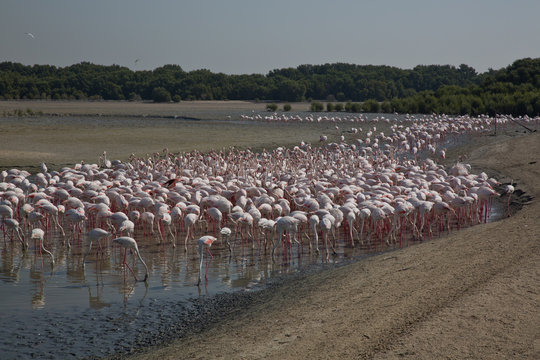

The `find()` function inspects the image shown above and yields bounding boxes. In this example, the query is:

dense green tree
[1,58,540,116]
[152,87,171,102]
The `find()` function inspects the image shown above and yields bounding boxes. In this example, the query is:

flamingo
[272,216,299,261]
[196,235,218,285]
[82,228,111,266]
[112,237,148,282]
[502,182,515,217]
[30,228,54,267]
[3,218,27,250]
[183,213,199,251]
[220,227,233,253]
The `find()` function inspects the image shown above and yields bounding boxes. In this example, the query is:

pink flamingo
[113,236,148,282]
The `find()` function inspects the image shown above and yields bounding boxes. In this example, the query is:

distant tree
[275,79,306,101]
[283,103,292,111]
[1,58,540,116]
[334,103,343,112]
[172,94,181,102]
[152,87,171,102]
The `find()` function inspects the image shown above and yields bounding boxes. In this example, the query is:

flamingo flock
[0,113,532,287]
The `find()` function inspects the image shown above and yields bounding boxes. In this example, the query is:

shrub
[362,99,381,113]
[128,92,142,101]
[335,103,343,112]
[283,103,292,111]
[381,101,392,113]
[350,103,362,113]
[266,103,278,111]
[310,102,324,112]
[326,102,335,112]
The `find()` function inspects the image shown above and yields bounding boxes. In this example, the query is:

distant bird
[25,32,35,39]
[134,58,140,63]
[163,177,180,188]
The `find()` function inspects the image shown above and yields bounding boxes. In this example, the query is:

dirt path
[128,133,539,359]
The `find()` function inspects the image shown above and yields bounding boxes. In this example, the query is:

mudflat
[126,132,540,359]
[0,100,321,171]
[0,99,311,117]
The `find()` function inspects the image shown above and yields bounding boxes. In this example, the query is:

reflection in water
[1,219,385,312]
[0,244,25,284]
[0,202,504,313]
[29,266,54,310]
[87,283,111,309]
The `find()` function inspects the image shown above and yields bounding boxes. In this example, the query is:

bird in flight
[25,32,35,39]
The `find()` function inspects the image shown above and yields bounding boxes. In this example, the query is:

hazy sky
[2,0,539,74]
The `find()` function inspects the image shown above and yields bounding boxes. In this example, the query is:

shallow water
[0,204,506,359]
[0,227,381,313]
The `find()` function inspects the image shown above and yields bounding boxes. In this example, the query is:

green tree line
[1,58,539,116]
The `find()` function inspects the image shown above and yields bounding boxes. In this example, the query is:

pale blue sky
[2,0,539,74]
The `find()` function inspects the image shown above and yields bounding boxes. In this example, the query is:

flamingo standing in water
[112,237,148,282]
[220,227,233,254]
[82,228,111,266]
[196,235,217,285]
[502,182,515,217]
[30,228,54,268]
[3,218,27,250]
